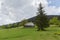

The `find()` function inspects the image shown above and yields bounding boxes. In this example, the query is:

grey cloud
[4,0,32,9]
[0,0,37,25]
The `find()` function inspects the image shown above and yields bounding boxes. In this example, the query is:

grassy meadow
[0,26,60,40]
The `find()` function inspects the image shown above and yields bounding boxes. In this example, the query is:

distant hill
[28,15,60,23]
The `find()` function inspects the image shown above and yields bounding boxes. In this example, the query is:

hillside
[28,15,60,22]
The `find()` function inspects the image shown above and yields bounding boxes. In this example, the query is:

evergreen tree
[35,3,49,31]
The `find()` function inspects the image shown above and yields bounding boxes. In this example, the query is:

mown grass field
[0,26,60,40]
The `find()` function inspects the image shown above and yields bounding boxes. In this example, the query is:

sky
[0,0,60,25]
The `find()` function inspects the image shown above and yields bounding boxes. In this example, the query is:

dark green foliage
[35,3,49,31]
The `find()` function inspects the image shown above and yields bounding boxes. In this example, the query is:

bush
[49,17,59,25]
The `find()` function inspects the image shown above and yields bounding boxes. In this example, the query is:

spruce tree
[35,3,49,31]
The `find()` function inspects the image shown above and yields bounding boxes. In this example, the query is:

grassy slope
[0,26,60,40]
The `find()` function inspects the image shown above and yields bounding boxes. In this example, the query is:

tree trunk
[37,26,45,31]
[40,26,45,31]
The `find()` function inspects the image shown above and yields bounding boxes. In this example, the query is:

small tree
[35,3,49,31]
[49,17,59,25]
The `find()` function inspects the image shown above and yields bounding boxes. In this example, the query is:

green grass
[0,26,60,40]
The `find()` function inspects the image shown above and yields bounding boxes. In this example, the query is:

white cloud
[44,4,60,15]
[31,0,48,8]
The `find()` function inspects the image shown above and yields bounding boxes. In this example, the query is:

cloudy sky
[0,0,60,25]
